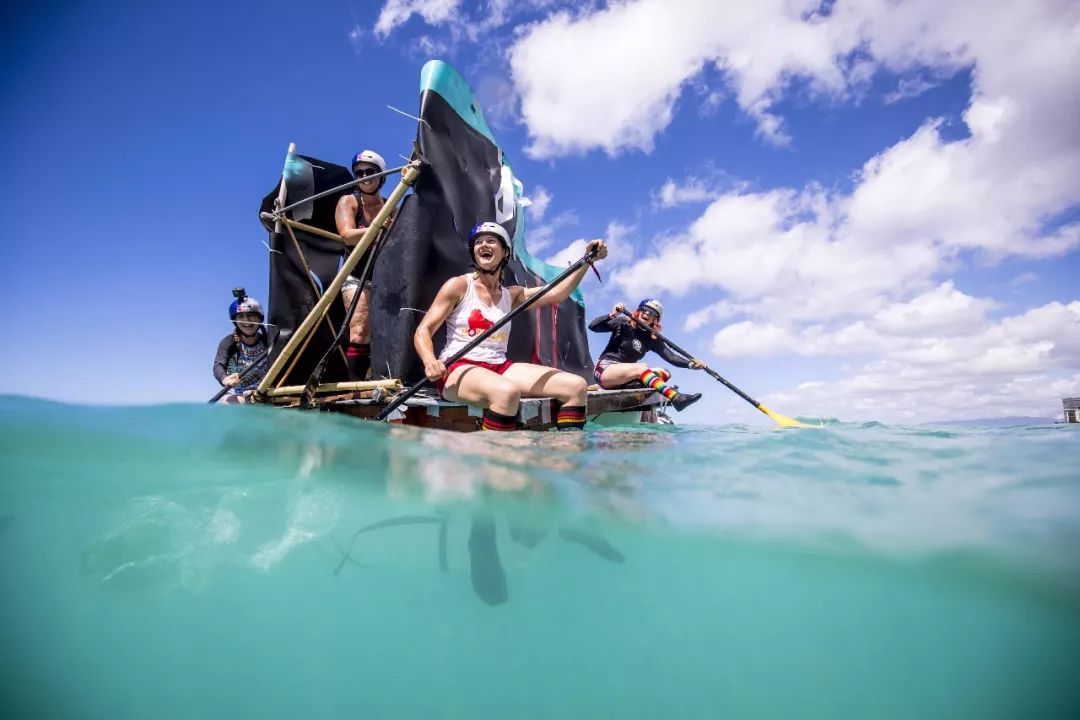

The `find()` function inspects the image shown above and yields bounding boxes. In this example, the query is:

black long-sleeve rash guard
[588,314,690,367]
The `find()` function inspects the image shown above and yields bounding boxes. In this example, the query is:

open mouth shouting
[473,236,503,266]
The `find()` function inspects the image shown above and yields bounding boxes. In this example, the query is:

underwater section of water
[1,396,1078,718]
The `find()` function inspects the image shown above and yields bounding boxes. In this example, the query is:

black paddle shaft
[373,249,599,422]
[618,308,763,408]
[206,343,273,404]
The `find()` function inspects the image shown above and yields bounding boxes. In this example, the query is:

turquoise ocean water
[1,395,1078,718]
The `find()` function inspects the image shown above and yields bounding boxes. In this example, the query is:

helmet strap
[474,264,502,276]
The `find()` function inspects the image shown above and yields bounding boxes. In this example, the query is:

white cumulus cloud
[374,0,462,38]
[711,300,1080,420]
[507,0,1080,159]
[685,300,743,331]
[654,177,717,208]
[545,221,633,269]
[524,185,552,221]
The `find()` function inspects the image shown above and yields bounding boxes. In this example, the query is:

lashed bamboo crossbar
[257,214,347,243]
[281,218,346,243]
[265,379,402,398]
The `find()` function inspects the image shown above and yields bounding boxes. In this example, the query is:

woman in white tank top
[439,272,513,364]
[414,222,608,431]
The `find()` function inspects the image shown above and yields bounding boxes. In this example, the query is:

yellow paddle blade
[758,403,815,429]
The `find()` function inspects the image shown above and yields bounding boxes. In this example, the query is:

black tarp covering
[258,154,353,386]
[256,67,595,390]
[369,90,594,385]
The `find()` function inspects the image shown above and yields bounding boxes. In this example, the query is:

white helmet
[351,149,386,175]
[469,221,511,250]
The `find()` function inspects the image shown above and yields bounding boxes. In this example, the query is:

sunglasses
[354,167,379,179]
[639,309,659,320]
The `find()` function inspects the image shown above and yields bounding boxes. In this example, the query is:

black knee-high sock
[482,408,517,432]
[556,405,586,431]
[346,342,370,381]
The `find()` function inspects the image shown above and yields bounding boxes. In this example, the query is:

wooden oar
[373,248,600,422]
[619,309,810,428]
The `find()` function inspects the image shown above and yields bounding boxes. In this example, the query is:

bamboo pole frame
[257,214,349,244]
[255,161,421,397]
[267,143,348,379]
[281,218,345,243]
[282,216,349,369]
[265,379,402,398]
[279,220,349,378]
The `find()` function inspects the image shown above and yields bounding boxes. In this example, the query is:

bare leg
[501,363,588,405]
[504,363,589,430]
[443,365,521,416]
[341,285,371,345]
[598,362,651,389]
[341,285,372,380]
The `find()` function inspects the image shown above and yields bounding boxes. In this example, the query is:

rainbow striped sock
[650,367,671,382]
[556,405,586,431]
[640,369,678,400]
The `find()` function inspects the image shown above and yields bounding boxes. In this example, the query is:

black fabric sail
[369,60,595,385]
[257,154,353,386]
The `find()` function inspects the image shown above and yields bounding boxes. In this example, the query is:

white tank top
[440,275,512,363]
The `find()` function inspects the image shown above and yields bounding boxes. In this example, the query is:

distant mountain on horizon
[922,416,1058,427]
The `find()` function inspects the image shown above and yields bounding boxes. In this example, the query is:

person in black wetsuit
[588,298,704,412]
[212,292,270,403]
[335,149,391,381]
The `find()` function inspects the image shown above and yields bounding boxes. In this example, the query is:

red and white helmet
[469,222,511,251]
[351,150,386,175]
[229,296,264,321]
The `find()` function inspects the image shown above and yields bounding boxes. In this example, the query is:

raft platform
[263,383,667,432]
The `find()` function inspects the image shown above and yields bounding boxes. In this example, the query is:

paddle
[207,342,273,404]
[373,247,600,422]
[619,309,809,428]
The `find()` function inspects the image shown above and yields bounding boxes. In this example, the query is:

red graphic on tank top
[466,308,494,336]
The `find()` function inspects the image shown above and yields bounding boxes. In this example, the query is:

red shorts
[436,358,515,396]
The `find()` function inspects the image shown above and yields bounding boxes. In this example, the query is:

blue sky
[2,0,1078,424]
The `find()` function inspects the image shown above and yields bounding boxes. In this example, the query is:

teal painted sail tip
[419,60,584,306]
[283,153,306,179]
[420,60,497,145]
